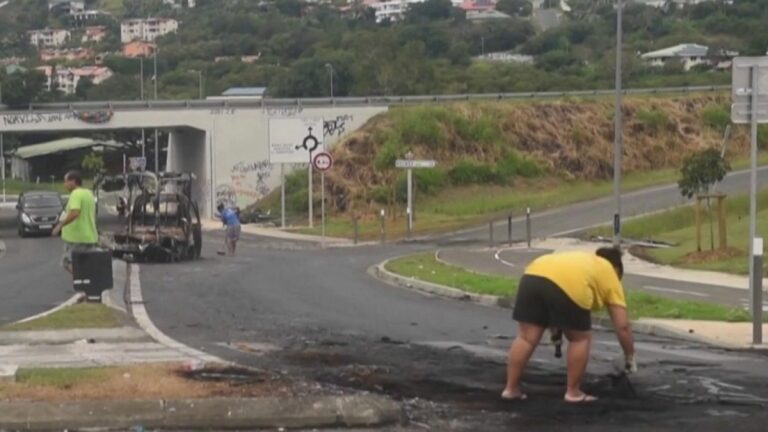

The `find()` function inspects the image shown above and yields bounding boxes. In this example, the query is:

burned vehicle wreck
[96,172,203,262]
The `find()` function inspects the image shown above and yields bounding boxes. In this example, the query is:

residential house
[459,0,497,11]
[121,18,179,43]
[206,87,267,101]
[82,26,108,43]
[467,9,510,20]
[475,52,534,64]
[371,0,426,23]
[4,64,27,75]
[632,0,728,7]
[40,47,93,62]
[37,65,113,95]
[162,0,196,8]
[641,43,707,71]
[28,29,71,48]
[122,41,157,58]
[71,10,107,25]
[48,0,85,14]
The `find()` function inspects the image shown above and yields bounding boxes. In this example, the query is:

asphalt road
[0,207,72,325]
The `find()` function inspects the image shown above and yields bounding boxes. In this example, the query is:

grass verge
[0,363,287,401]
[384,252,753,322]
[1,303,122,331]
[296,152,768,240]
[589,187,768,275]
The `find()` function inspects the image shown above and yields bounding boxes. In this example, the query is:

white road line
[643,285,710,298]
[493,249,516,268]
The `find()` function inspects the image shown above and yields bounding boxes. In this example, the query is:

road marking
[493,249,516,268]
[643,285,710,298]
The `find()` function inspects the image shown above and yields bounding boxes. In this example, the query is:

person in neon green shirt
[52,171,99,274]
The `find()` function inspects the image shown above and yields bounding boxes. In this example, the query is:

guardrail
[0,85,731,114]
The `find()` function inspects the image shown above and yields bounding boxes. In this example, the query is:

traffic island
[374,251,768,349]
[0,363,402,430]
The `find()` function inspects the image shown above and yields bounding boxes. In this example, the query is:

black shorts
[512,274,592,331]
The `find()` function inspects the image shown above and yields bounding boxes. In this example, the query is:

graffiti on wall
[323,114,353,138]
[218,160,272,208]
[265,107,303,117]
[1,111,76,126]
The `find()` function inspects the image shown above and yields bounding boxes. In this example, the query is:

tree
[82,152,105,177]
[75,77,94,100]
[496,0,532,17]
[405,0,453,22]
[678,148,731,251]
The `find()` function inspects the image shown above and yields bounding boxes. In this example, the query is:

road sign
[128,156,147,171]
[313,152,333,172]
[395,159,437,169]
[732,57,768,124]
[268,117,325,164]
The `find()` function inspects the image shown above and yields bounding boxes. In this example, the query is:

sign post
[732,57,768,344]
[313,152,333,248]
[395,157,437,236]
[268,117,324,229]
[1,132,5,204]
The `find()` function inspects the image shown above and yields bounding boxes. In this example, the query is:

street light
[324,63,334,99]
[613,0,624,247]
[187,69,204,99]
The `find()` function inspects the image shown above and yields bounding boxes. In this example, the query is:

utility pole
[613,0,624,248]
[139,57,144,100]
[324,63,334,99]
[1,133,5,204]
[153,48,159,173]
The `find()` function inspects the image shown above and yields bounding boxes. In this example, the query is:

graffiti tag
[224,160,273,206]
[323,114,353,138]
[265,106,303,117]
[2,112,76,126]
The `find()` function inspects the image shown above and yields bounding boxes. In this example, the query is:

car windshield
[23,196,61,209]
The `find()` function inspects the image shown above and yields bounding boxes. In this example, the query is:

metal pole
[380,209,386,244]
[139,57,144,100]
[613,0,624,248]
[526,207,532,249]
[281,163,286,229]
[749,64,760,342]
[753,238,763,345]
[353,217,359,245]
[330,68,334,99]
[407,168,413,236]
[308,152,314,228]
[154,129,159,173]
[153,49,158,100]
[321,171,326,248]
[198,71,203,99]
[141,129,146,159]
[1,133,5,203]
[489,220,494,247]
[508,214,512,246]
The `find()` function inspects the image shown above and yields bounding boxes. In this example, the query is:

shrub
[414,168,447,195]
[448,160,500,185]
[636,108,669,133]
[496,151,543,179]
[701,104,731,132]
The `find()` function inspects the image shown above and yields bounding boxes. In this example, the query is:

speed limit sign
[313,152,333,172]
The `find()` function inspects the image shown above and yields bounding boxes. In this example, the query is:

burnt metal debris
[96,171,203,263]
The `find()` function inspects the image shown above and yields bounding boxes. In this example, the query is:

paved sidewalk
[202,219,359,246]
[634,319,768,350]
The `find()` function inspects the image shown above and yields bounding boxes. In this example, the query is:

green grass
[3,179,68,195]
[385,252,519,297]
[2,304,122,331]
[16,367,110,388]
[385,252,753,322]
[297,152,768,240]
[590,187,768,275]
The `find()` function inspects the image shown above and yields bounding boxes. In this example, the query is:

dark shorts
[512,274,592,331]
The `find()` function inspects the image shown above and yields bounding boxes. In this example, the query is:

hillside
[292,94,755,219]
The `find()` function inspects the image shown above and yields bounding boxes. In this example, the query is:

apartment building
[121,18,179,43]
[37,65,114,95]
[28,29,71,48]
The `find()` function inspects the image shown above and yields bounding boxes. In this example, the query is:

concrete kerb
[0,396,403,430]
[370,256,757,351]
[10,293,84,326]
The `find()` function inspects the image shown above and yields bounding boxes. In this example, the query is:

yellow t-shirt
[524,251,626,311]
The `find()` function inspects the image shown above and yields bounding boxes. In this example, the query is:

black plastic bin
[72,248,113,300]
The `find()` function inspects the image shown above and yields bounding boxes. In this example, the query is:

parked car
[16,191,65,237]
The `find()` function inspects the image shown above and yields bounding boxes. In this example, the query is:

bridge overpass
[0,85,729,218]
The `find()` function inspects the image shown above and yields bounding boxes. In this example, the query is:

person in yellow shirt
[501,247,636,403]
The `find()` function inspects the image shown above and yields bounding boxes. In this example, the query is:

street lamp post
[613,0,624,248]
[139,57,144,101]
[153,48,159,173]
[324,63,334,99]
[481,36,485,56]
[188,69,204,99]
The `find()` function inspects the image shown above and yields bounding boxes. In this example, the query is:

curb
[10,293,84,326]
[126,263,223,363]
[0,395,403,430]
[370,257,755,350]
